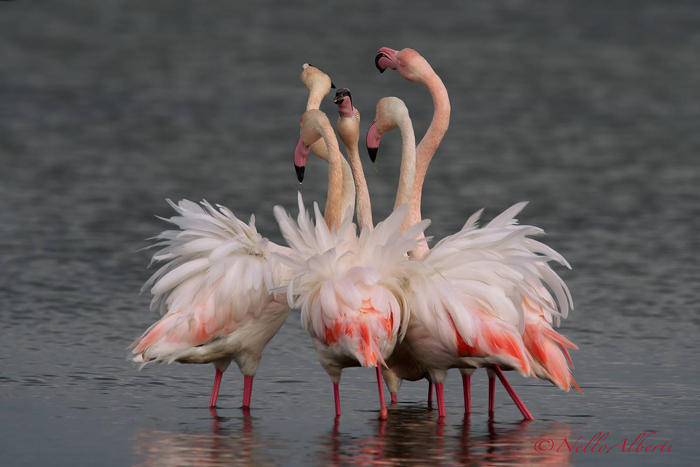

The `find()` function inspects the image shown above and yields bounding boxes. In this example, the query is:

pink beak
[375,47,398,73]
[366,119,384,163]
[294,137,310,182]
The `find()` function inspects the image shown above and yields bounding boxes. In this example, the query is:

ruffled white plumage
[131,199,293,366]
[273,193,429,367]
[401,202,575,384]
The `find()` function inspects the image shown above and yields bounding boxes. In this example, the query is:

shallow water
[1,1,699,465]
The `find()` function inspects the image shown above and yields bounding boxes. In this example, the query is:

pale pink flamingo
[130,200,294,409]
[374,47,579,419]
[280,108,429,419]
[334,88,424,414]
[364,97,432,405]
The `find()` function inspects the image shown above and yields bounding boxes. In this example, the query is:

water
[1,1,699,465]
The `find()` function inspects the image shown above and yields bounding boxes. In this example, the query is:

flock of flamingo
[129,47,581,421]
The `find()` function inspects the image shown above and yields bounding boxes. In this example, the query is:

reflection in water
[132,404,573,465]
[315,405,573,466]
[133,408,277,466]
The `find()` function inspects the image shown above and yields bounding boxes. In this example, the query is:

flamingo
[334,87,423,412]
[373,47,579,419]
[130,199,294,409]
[364,97,431,405]
[281,107,429,419]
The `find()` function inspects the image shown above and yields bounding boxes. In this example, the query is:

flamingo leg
[428,381,434,409]
[376,367,388,420]
[435,383,446,418]
[390,393,398,404]
[242,375,254,408]
[488,375,495,417]
[333,382,341,417]
[209,369,223,408]
[462,374,471,415]
[493,367,534,420]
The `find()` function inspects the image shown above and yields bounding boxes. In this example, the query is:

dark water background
[1,1,699,465]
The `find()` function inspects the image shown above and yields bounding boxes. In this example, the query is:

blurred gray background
[1,1,698,465]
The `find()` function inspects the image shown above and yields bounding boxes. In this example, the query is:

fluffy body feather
[130,199,293,377]
[402,203,577,390]
[274,193,429,382]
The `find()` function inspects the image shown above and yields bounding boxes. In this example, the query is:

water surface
[1,1,698,465]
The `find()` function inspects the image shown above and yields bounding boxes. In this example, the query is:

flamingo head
[294,136,310,183]
[333,88,356,118]
[366,97,405,163]
[375,47,431,83]
[335,88,361,149]
[301,63,335,96]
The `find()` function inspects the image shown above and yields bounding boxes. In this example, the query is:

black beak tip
[375,54,386,73]
[331,81,336,89]
[295,165,305,183]
[367,146,378,163]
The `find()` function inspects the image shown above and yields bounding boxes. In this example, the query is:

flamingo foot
[488,374,495,417]
[209,369,223,408]
[428,381,434,409]
[376,367,388,420]
[435,383,446,418]
[333,382,341,417]
[242,375,254,408]
[390,394,398,404]
[493,366,534,420]
[462,374,471,415]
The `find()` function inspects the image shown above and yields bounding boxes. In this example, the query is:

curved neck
[408,72,450,258]
[306,90,325,112]
[407,72,450,241]
[341,130,373,229]
[393,115,416,232]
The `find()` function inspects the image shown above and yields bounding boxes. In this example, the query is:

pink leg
[209,369,223,408]
[435,383,446,418]
[462,374,471,415]
[242,375,254,408]
[488,375,495,416]
[428,381,433,409]
[333,382,341,417]
[376,367,388,420]
[390,394,397,404]
[493,367,534,420]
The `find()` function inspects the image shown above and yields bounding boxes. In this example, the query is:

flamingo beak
[294,137,310,183]
[366,119,383,163]
[375,47,398,73]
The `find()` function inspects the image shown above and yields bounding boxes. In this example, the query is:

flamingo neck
[408,72,450,258]
[310,141,356,221]
[339,119,373,229]
[393,115,417,225]
[318,126,344,230]
[306,89,325,112]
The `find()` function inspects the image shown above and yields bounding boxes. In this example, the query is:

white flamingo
[280,107,428,419]
[130,200,294,409]
[373,47,579,419]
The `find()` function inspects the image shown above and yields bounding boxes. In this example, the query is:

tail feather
[523,322,579,392]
